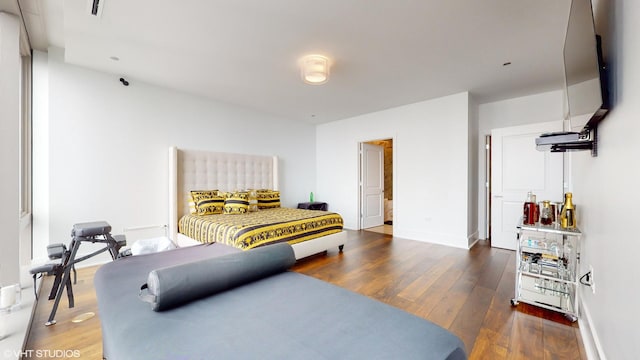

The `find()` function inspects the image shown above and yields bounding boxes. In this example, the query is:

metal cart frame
[511,222,581,322]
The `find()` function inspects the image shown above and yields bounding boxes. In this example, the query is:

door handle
[493,195,503,198]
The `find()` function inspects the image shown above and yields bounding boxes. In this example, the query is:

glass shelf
[517,220,581,236]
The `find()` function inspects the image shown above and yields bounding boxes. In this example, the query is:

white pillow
[131,237,176,255]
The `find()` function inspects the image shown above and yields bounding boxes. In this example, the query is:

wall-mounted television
[564,0,609,130]
[536,0,609,155]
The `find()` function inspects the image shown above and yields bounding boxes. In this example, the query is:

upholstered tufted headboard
[168,147,278,240]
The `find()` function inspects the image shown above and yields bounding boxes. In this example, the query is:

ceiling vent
[88,0,104,17]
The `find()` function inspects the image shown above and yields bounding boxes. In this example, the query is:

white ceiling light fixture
[300,54,330,85]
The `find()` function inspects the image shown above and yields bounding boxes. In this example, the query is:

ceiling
[8,0,571,124]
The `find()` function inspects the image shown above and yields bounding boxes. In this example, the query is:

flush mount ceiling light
[300,55,330,85]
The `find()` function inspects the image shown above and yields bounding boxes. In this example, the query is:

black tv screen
[563,0,609,130]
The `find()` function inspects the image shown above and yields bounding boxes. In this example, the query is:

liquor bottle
[523,191,536,225]
[560,192,576,229]
[532,194,539,223]
[540,200,553,225]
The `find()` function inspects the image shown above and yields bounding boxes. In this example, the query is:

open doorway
[359,138,393,235]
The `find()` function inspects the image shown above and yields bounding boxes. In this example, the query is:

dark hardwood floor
[24,230,586,359]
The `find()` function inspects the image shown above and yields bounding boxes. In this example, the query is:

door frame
[358,137,395,230]
[485,134,491,241]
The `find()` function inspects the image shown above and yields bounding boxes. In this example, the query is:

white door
[361,143,384,229]
[491,121,563,250]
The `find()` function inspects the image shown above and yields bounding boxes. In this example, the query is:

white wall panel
[570,1,640,359]
[0,13,21,285]
[317,92,473,249]
[33,48,316,266]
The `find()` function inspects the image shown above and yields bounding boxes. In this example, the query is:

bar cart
[511,221,581,322]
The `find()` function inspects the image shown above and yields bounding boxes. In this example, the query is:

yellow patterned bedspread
[178,208,344,250]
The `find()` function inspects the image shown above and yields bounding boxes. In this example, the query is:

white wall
[468,95,479,246]
[476,90,565,238]
[32,50,50,265]
[317,92,474,249]
[0,13,21,285]
[570,0,640,358]
[32,48,317,265]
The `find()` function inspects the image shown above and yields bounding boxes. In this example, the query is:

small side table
[297,202,328,211]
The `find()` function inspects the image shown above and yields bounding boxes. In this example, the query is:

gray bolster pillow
[139,242,295,311]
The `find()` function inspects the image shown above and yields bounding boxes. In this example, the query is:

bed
[168,147,348,259]
[178,207,344,250]
[95,242,467,360]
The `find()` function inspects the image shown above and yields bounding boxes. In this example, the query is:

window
[19,54,32,216]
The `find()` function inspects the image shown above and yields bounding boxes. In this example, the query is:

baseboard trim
[579,297,607,360]
[21,281,40,355]
[467,231,479,249]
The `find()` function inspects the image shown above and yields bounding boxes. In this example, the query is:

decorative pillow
[247,189,259,212]
[139,243,296,311]
[192,192,224,216]
[189,190,218,214]
[257,190,281,209]
[223,191,250,214]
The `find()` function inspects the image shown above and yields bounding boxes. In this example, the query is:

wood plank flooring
[24,230,586,359]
